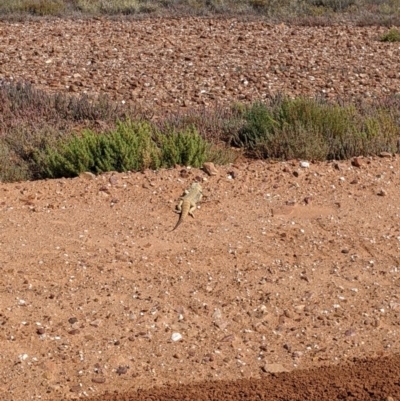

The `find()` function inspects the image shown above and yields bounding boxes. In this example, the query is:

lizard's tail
[171,201,190,231]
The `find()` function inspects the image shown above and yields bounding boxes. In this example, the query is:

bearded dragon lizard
[172,182,203,231]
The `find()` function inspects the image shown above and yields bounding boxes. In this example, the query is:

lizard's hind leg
[188,203,197,218]
[175,200,183,213]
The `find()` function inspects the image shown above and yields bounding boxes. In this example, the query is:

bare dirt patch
[1,157,400,400]
[1,17,400,401]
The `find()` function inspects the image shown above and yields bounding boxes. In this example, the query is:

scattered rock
[180,169,190,178]
[70,385,81,393]
[171,332,182,342]
[377,189,387,196]
[292,351,304,359]
[203,162,218,176]
[99,185,111,194]
[94,363,103,374]
[214,319,228,329]
[379,152,392,158]
[116,366,128,375]
[283,343,292,352]
[344,328,356,337]
[261,363,289,373]
[299,161,310,168]
[351,157,362,168]
[91,377,106,384]
[80,171,96,180]
[109,175,119,185]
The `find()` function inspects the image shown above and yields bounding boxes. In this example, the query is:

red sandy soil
[1,16,400,401]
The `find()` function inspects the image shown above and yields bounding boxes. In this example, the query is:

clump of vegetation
[0,0,66,15]
[0,80,236,182]
[75,0,140,15]
[232,96,400,160]
[0,0,399,24]
[156,126,208,168]
[380,27,400,42]
[39,121,161,178]
[0,80,138,181]
[38,121,217,179]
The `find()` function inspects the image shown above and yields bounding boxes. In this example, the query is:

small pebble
[171,332,182,342]
[116,366,128,375]
[345,328,356,337]
[109,175,119,185]
[203,162,218,176]
[351,157,362,168]
[91,377,106,384]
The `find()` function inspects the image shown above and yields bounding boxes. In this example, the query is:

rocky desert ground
[1,16,400,401]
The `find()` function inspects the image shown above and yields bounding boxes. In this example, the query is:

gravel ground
[1,18,399,112]
[1,16,400,401]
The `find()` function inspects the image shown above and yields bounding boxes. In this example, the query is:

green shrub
[40,120,161,178]
[18,0,66,15]
[75,0,147,14]
[39,121,216,179]
[156,126,209,168]
[232,96,400,160]
[380,27,400,42]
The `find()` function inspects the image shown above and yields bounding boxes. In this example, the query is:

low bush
[156,126,208,168]
[39,121,161,178]
[380,27,400,42]
[38,120,217,178]
[5,0,67,15]
[232,96,400,160]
